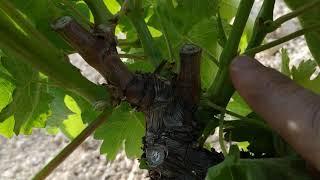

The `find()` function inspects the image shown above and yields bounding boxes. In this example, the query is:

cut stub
[138,44,224,180]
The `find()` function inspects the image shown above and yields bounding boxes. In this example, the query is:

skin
[229,56,320,171]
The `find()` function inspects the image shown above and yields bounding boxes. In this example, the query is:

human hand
[230,56,320,171]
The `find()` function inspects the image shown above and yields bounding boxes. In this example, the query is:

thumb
[230,56,320,170]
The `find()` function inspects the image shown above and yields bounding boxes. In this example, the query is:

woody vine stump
[53,16,223,180]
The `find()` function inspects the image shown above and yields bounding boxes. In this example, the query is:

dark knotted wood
[53,17,223,180]
[138,45,223,180]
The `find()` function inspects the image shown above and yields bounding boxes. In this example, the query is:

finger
[230,56,320,170]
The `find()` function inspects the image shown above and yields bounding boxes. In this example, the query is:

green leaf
[281,49,291,77]
[283,0,320,64]
[148,0,221,88]
[10,0,90,51]
[0,58,53,135]
[46,87,73,130]
[201,56,218,89]
[279,54,320,94]
[219,0,240,22]
[126,60,154,73]
[47,91,91,139]
[0,53,14,138]
[224,113,275,157]
[59,95,86,139]
[291,60,320,94]
[206,145,311,180]
[227,92,252,116]
[0,75,14,112]
[104,0,121,15]
[68,92,100,124]
[0,117,14,138]
[60,114,86,139]
[94,102,145,160]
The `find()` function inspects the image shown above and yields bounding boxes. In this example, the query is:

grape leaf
[68,92,100,124]
[0,69,14,112]
[57,95,86,139]
[104,0,121,15]
[219,0,240,22]
[147,0,221,89]
[126,60,154,73]
[291,60,320,94]
[0,58,53,135]
[283,0,320,64]
[60,114,86,139]
[0,117,15,138]
[206,145,311,180]
[46,88,73,129]
[45,87,74,135]
[0,70,14,138]
[47,90,91,139]
[227,92,252,116]
[94,102,145,160]
[0,53,14,138]
[10,0,91,51]
[280,52,320,94]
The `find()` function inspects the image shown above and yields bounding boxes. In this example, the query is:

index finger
[230,56,320,170]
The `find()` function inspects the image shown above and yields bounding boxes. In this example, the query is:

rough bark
[53,16,223,180]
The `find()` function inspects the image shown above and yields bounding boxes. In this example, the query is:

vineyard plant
[0,0,320,179]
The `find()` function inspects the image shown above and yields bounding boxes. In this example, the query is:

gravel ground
[0,1,313,180]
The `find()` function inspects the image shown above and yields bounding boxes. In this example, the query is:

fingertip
[229,55,259,76]
[229,56,263,91]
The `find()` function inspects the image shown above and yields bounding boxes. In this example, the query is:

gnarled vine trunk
[53,16,223,180]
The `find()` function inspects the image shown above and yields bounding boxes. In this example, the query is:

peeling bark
[53,17,223,180]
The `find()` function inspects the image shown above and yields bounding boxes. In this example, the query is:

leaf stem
[246,0,275,52]
[33,109,112,180]
[218,112,228,156]
[154,8,174,62]
[271,0,320,30]
[208,0,255,107]
[126,0,163,67]
[62,0,92,26]
[117,39,141,47]
[118,53,146,60]
[206,101,249,121]
[83,0,113,25]
[244,24,320,55]
[217,10,227,47]
[205,101,270,130]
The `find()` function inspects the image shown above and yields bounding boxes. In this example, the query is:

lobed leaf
[147,0,222,89]
[0,57,53,135]
[94,102,145,160]
[291,60,320,94]
[280,52,320,94]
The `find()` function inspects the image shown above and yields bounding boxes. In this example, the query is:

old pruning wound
[53,16,223,180]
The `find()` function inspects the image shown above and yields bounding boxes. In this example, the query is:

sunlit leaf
[94,102,145,160]
[0,58,52,135]
[291,60,320,94]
